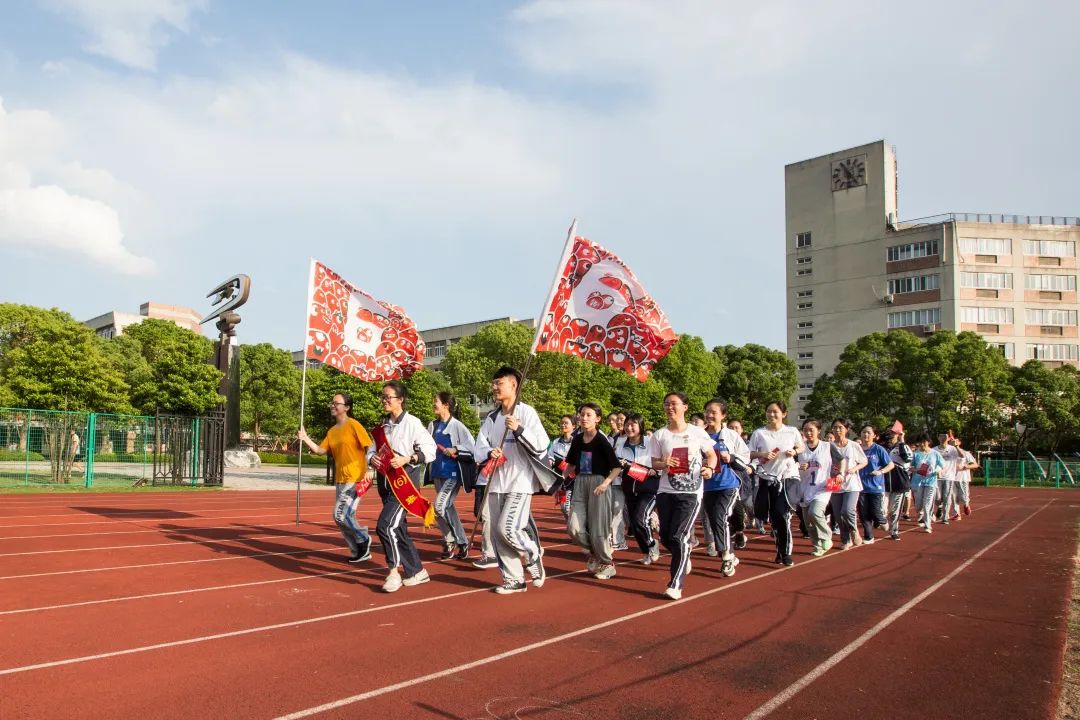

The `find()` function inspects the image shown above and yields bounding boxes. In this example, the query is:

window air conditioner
[883,294,895,304]
[923,324,936,334]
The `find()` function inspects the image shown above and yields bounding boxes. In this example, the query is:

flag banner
[532,236,677,381]
[371,424,435,527]
[306,260,425,380]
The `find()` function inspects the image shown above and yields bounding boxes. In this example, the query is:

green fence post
[191,417,201,486]
[85,413,96,488]
[1020,461,1025,488]
[1055,460,1061,489]
[23,411,31,486]
[984,459,990,487]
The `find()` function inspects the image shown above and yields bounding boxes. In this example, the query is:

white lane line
[0,498,1015,683]
[0,533,343,580]
[0,502,302,519]
[0,520,332,541]
[270,496,1020,720]
[0,529,353,557]
[0,567,378,616]
[0,541,574,616]
[0,511,344,529]
[741,498,1054,720]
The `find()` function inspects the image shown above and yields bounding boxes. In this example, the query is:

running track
[0,488,1074,719]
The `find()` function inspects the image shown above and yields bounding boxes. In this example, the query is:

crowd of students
[298,365,979,600]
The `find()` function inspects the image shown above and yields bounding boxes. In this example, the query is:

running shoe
[586,554,598,574]
[890,532,901,541]
[810,546,826,557]
[472,554,498,569]
[644,543,661,565]
[348,549,372,563]
[734,532,747,550]
[382,571,403,593]
[526,556,546,588]
[922,525,932,534]
[840,542,853,551]
[964,503,972,516]
[782,556,794,567]
[664,587,682,600]
[863,537,875,545]
[402,569,430,586]
[453,544,470,561]
[821,538,834,553]
[439,543,453,561]
[706,543,719,557]
[594,564,617,580]
[721,554,739,577]
[493,580,527,594]
[613,542,630,551]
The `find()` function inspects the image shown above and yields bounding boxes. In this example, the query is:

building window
[796,269,813,277]
[887,239,939,262]
[796,232,812,249]
[799,383,814,390]
[797,290,813,298]
[797,302,813,310]
[888,274,940,295]
[960,237,1013,255]
[1028,344,1079,361]
[960,272,1013,289]
[427,340,447,358]
[799,395,810,402]
[797,321,813,329]
[888,308,941,328]
[798,352,814,359]
[961,307,1014,324]
[1026,274,1077,291]
[1025,308,1078,326]
[798,363,814,371]
[798,333,813,340]
[796,256,812,265]
[988,342,1014,359]
[1024,240,1076,257]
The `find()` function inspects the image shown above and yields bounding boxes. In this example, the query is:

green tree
[1011,361,1080,455]
[650,335,722,413]
[0,304,131,413]
[713,343,798,428]
[117,319,224,415]
[240,343,301,450]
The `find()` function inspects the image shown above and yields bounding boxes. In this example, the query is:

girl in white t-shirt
[950,437,978,519]
[748,401,805,566]
[797,419,845,557]
[649,391,717,601]
[829,418,868,550]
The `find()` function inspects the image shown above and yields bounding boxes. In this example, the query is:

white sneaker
[493,580,527,594]
[721,553,739,577]
[382,571,403,593]
[664,587,682,600]
[863,537,875,545]
[526,556,546,588]
[402,569,430,586]
[706,543,719,557]
[649,544,661,564]
[594,563,617,580]
[471,554,498,569]
[586,555,598,573]
[641,552,653,565]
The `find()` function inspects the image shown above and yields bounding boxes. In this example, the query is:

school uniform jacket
[426,417,477,480]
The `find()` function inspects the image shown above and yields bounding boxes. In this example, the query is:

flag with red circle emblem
[531,234,677,381]
[305,260,425,380]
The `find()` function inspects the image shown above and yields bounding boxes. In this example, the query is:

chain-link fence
[0,408,223,489]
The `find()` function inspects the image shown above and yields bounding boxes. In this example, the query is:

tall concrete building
[84,301,203,339]
[786,140,1079,419]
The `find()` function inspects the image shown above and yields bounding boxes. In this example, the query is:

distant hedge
[0,449,45,461]
[257,452,328,467]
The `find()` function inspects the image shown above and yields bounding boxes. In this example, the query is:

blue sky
[1,1,1078,353]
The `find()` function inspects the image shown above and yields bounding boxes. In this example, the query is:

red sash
[371,424,435,527]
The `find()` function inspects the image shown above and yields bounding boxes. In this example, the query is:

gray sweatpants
[886,491,906,534]
[953,480,970,513]
[914,485,936,529]
[434,476,467,546]
[610,485,627,547]
[568,474,615,564]
[829,491,859,545]
[936,478,955,521]
[486,491,539,584]
[804,495,831,550]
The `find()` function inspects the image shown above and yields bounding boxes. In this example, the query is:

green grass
[258,451,328,466]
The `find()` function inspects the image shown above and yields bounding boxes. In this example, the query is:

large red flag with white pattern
[305,259,425,380]
[531,232,677,381]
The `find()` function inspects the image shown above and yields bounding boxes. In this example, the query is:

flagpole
[527,218,578,363]
[296,258,316,526]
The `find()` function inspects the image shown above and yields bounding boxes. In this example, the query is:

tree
[713,343,798,428]
[1012,361,1080,455]
[118,319,224,415]
[651,335,722,413]
[0,304,132,482]
[240,343,301,450]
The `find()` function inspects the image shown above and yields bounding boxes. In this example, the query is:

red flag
[532,235,677,381]
[305,259,425,380]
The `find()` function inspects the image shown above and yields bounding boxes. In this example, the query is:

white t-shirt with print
[937,444,960,482]
[649,425,715,495]
[833,440,867,493]
[748,425,803,479]
[955,450,975,483]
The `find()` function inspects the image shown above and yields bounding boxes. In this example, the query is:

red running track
[0,488,1074,719]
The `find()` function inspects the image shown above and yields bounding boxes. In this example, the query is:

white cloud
[0,99,154,274]
[41,0,206,70]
